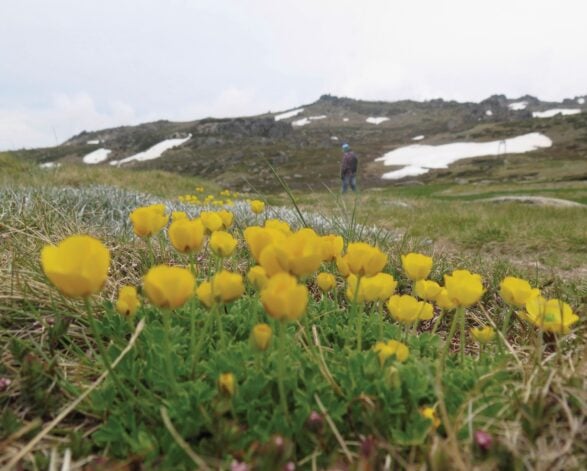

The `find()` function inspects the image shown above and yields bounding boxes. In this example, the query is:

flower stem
[441,307,461,365]
[354,275,363,351]
[431,310,445,335]
[162,311,176,387]
[459,306,466,365]
[215,302,227,349]
[277,321,290,422]
[191,309,215,377]
[378,301,384,339]
[145,237,156,266]
[84,299,128,397]
[499,306,514,354]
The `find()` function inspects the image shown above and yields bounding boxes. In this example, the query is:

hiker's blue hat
[342,143,350,151]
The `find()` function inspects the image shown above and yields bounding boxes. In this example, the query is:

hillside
[6,94,587,192]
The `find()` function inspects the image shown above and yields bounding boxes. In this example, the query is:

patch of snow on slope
[532,109,581,118]
[485,110,493,116]
[331,136,339,141]
[508,101,527,110]
[578,97,585,105]
[83,148,111,164]
[366,117,389,125]
[309,115,327,120]
[412,135,425,141]
[86,139,100,145]
[39,162,61,169]
[292,118,310,127]
[376,133,552,180]
[274,109,304,121]
[343,118,349,122]
[383,165,429,180]
[113,135,191,166]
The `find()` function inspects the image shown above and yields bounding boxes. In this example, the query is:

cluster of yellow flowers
[40,201,580,376]
[177,187,245,208]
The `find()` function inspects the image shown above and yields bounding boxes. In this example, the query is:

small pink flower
[474,429,493,451]
[231,460,250,471]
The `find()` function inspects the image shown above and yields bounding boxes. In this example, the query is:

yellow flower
[346,273,397,303]
[317,272,336,292]
[283,228,323,277]
[373,340,409,364]
[200,211,224,232]
[218,373,235,396]
[210,231,237,257]
[196,271,244,307]
[41,235,110,298]
[195,281,214,308]
[251,323,272,351]
[217,210,234,229]
[116,285,140,316]
[517,296,579,334]
[444,270,485,308]
[259,229,322,277]
[171,211,188,222]
[250,200,265,214]
[435,288,457,311]
[401,253,433,281]
[244,226,286,262]
[386,294,434,324]
[258,243,290,276]
[168,218,205,253]
[247,265,269,289]
[470,326,495,344]
[364,273,397,301]
[264,219,292,236]
[129,204,169,238]
[261,273,308,322]
[143,265,195,309]
[345,242,388,277]
[336,255,351,277]
[415,279,442,301]
[320,234,344,261]
[420,407,440,428]
[499,276,540,307]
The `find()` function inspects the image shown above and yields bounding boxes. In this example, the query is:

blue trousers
[342,174,357,193]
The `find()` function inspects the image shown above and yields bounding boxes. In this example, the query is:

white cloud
[0,93,139,149]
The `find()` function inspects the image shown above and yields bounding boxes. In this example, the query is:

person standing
[340,143,358,193]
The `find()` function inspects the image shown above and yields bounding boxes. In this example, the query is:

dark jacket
[341,151,358,177]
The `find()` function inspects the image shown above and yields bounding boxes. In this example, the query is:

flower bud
[305,410,324,434]
[251,323,273,351]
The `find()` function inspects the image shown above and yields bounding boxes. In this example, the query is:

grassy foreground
[0,158,585,470]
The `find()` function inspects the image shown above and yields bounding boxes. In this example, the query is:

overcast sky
[1,0,586,149]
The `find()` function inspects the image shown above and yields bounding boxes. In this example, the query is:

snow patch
[366,117,389,125]
[376,133,552,180]
[578,97,585,105]
[532,109,581,118]
[112,135,191,166]
[292,118,310,127]
[86,139,100,145]
[343,118,349,122]
[412,135,425,141]
[39,162,61,169]
[309,115,327,120]
[331,136,339,141]
[83,148,111,164]
[485,110,493,116]
[382,165,429,180]
[274,108,304,121]
[508,101,527,110]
